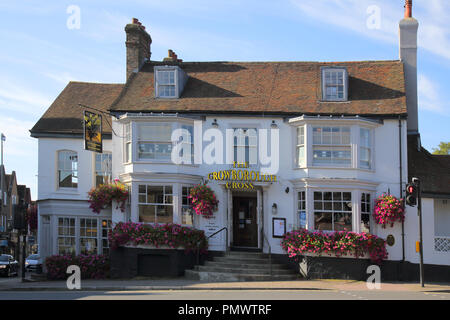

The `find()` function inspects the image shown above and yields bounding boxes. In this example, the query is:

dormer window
[321,67,348,101]
[154,66,188,98]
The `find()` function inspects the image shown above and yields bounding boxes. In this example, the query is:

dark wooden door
[232,197,258,247]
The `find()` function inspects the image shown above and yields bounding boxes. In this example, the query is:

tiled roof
[408,135,450,197]
[110,60,407,116]
[30,82,123,136]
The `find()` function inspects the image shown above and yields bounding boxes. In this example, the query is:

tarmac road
[0,289,448,300]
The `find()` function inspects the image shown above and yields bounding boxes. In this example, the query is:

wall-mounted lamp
[212,119,219,128]
[285,187,289,194]
[272,203,278,215]
[270,120,278,129]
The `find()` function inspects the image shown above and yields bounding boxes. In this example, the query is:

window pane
[147,186,164,204]
[139,205,156,223]
[138,142,172,160]
[139,124,172,141]
[334,212,352,231]
[314,212,332,231]
[156,205,173,224]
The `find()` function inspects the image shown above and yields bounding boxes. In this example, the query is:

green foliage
[432,142,450,155]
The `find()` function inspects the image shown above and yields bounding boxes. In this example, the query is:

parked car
[25,254,42,273]
[0,254,19,277]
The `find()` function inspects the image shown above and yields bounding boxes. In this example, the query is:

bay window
[101,219,112,255]
[57,217,111,255]
[80,218,98,254]
[296,126,305,167]
[297,191,306,229]
[312,126,351,167]
[138,185,174,223]
[313,191,352,231]
[138,123,173,160]
[57,217,75,254]
[182,186,194,225]
[360,128,372,169]
[361,193,371,233]
[124,123,131,163]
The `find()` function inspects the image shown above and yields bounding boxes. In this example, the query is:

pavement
[0,275,449,293]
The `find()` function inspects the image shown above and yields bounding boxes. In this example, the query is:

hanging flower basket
[373,193,405,228]
[188,184,219,219]
[88,179,129,214]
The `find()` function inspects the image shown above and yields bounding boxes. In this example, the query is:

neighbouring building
[0,165,32,259]
[30,1,450,281]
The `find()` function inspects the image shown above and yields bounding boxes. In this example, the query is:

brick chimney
[163,49,183,63]
[125,18,152,80]
[399,0,419,134]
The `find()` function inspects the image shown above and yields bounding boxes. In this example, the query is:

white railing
[434,236,450,252]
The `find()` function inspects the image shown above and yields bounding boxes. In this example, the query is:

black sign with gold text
[83,110,102,153]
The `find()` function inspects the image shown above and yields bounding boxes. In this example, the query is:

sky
[0,0,449,200]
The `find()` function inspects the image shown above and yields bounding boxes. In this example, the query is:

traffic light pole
[414,177,425,287]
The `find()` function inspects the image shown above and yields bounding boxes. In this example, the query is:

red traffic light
[407,185,415,194]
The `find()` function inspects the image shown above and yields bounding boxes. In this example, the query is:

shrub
[373,193,405,228]
[45,254,110,280]
[188,184,218,218]
[87,180,129,214]
[109,222,208,254]
[281,229,388,265]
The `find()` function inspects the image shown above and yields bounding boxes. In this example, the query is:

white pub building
[31,2,450,281]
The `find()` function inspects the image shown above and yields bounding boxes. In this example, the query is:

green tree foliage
[432,142,450,155]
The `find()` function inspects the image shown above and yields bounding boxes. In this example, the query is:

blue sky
[0,0,449,199]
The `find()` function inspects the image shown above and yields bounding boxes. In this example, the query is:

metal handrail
[261,229,272,278]
[197,227,228,265]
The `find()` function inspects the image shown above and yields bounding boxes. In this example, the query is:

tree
[432,142,450,155]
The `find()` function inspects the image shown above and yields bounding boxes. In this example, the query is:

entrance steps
[185,250,299,282]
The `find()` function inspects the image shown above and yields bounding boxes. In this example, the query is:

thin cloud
[290,0,450,61]
[418,74,447,114]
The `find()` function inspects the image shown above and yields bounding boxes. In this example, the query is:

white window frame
[57,150,78,189]
[181,185,194,226]
[57,217,76,255]
[233,128,258,165]
[312,126,352,167]
[79,218,98,255]
[360,192,372,233]
[154,67,177,98]
[296,126,306,167]
[359,127,373,170]
[321,67,348,101]
[137,184,174,224]
[134,121,194,164]
[313,191,353,232]
[124,122,132,163]
[56,216,111,255]
[296,190,307,229]
[94,152,112,187]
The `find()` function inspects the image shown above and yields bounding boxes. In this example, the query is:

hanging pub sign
[83,110,103,153]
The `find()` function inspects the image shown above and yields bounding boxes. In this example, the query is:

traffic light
[405,183,417,206]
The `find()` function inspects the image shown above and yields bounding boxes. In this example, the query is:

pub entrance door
[232,196,258,248]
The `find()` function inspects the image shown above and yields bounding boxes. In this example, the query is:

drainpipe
[399,117,405,262]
